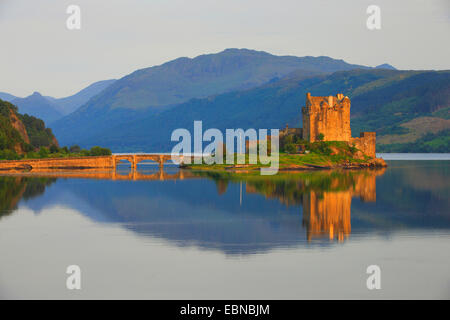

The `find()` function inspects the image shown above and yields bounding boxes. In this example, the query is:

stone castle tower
[300,92,376,158]
[302,92,351,142]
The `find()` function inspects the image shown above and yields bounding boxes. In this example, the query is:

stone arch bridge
[112,154,174,170]
[0,154,186,171]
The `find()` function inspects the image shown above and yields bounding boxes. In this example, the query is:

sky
[0,0,449,98]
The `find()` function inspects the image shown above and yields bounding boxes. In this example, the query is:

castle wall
[350,132,376,158]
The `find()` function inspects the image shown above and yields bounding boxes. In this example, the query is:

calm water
[0,157,449,299]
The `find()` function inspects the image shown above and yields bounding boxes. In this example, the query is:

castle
[281,93,376,158]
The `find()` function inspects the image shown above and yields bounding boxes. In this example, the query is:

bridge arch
[112,155,136,170]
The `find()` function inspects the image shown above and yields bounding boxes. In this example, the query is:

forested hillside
[56,69,449,153]
[0,99,58,159]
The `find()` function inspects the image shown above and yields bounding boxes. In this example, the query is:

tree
[69,145,81,153]
[38,147,49,158]
[285,143,296,154]
[0,150,19,160]
[49,144,59,153]
[89,146,112,156]
[317,133,325,141]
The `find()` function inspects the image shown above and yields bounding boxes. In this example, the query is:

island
[183,93,387,172]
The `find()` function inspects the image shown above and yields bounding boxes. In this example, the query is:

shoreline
[181,155,387,173]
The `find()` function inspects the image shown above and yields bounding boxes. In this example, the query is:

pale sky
[0,0,449,98]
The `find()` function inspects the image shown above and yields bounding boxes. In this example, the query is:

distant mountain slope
[0,92,17,102]
[375,63,396,70]
[61,69,449,153]
[47,79,116,115]
[52,48,373,144]
[75,48,369,111]
[11,92,63,124]
[2,79,116,124]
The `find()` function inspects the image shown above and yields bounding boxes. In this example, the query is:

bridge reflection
[0,167,196,181]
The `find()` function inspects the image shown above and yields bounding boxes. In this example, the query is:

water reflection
[0,161,449,254]
[197,168,385,243]
[0,176,56,219]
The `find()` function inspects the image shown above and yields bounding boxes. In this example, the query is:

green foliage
[316,133,324,141]
[285,143,296,154]
[379,125,409,135]
[0,150,20,160]
[0,98,60,159]
[38,147,49,158]
[69,145,81,153]
[49,144,59,153]
[0,131,7,150]
[284,135,294,145]
[0,100,27,152]
[80,149,90,156]
[24,151,39,159]
[19,113,57,149]
[377,129,450,153]
[432,107,450,120]
[309,141,332,155]
[280,133,303,152]
[89,146,112,156]
[0,97,114,160]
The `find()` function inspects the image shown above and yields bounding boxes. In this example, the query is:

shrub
[310,141,332,155]
[285,143,297,154]
[49,144,59,153]
[0,150,20,160]
[60,146,69,154]
[89,146,112,156]
[38,147,49,158]
[69,145,81,153]
[25,151,39,159]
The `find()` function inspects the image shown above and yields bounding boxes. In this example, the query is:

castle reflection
[302,169,382,242]
[201,168,385,242]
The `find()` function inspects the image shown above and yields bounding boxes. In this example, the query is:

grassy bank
[184,141,385,172]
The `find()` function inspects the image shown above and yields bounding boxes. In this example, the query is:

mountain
[59,68,449,153]
[46,79,116,115]
[11,92,63,124]
[74,48,369,111]
[0,99,58,158]
[52,48,372,145]
[2,79,116,124]
[0,92,17,102]
[375,63,396,70]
